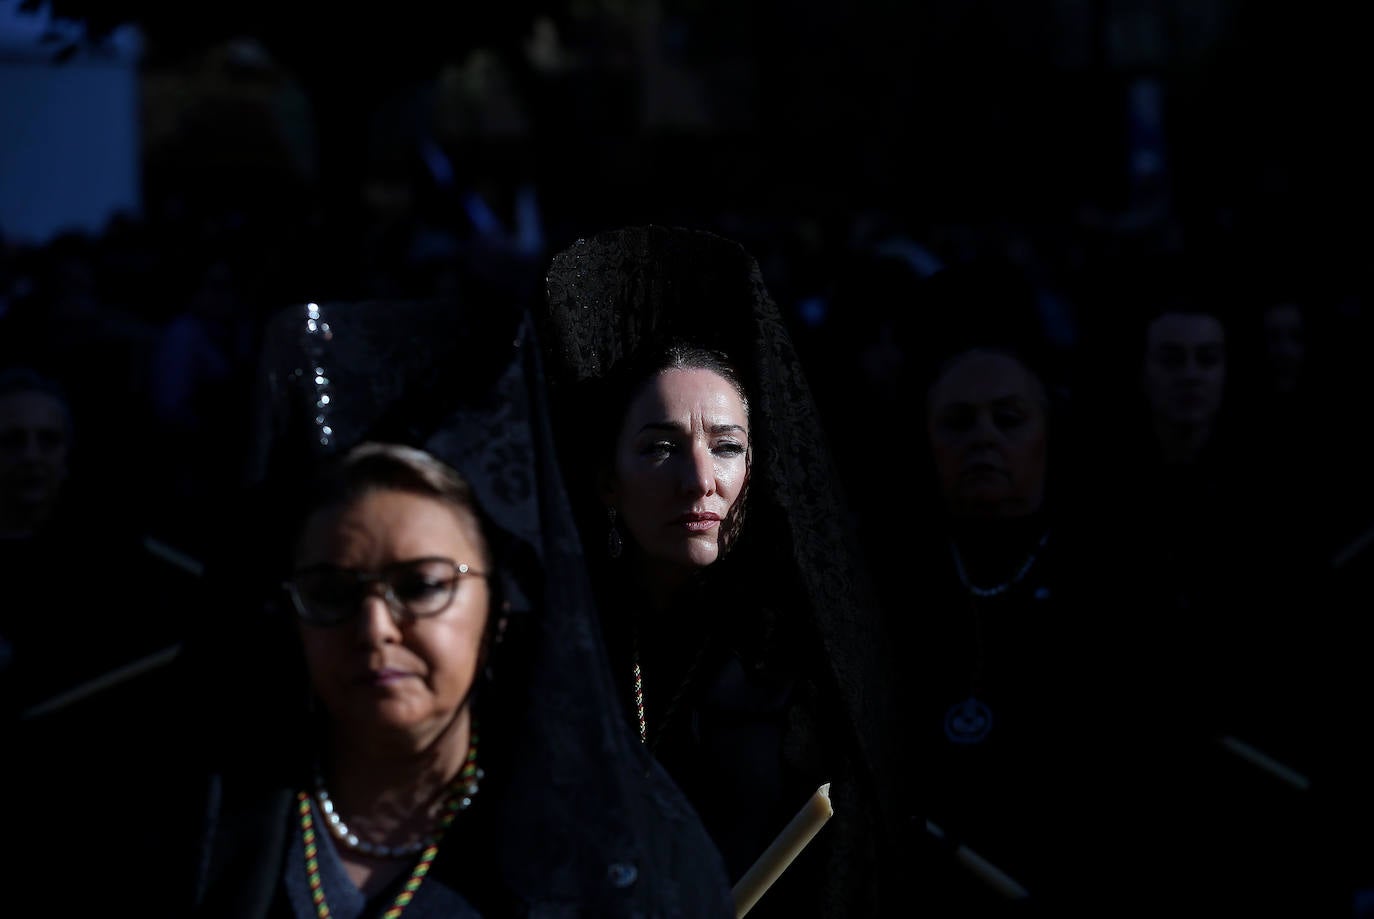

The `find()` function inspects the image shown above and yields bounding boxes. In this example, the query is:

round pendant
[944,696,993,744]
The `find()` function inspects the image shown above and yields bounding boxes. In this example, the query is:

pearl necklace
[299,725,482,919]
[313,729,482,859]
[950,530,1050,598]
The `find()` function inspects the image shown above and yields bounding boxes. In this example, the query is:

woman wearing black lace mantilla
[8,295,735,917]
[532,225,905,918]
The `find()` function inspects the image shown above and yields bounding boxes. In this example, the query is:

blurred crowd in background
[2,0,1371,743]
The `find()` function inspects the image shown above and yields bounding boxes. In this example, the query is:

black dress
[897,511,1141,917]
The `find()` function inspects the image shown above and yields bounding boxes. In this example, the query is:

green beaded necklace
[297,725,481,919]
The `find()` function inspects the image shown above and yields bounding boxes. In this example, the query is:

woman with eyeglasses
[7,297,735,918]
[278,440,503,914]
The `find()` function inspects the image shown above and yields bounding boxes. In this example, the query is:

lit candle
[731,783,834,917]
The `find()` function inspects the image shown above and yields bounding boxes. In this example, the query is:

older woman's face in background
[1262,302,1305,396]
[295,488,490,752]
[605,367,750,579]
[1143,311,1226,427]
[0,390,70,530]
[927,349,1049,519]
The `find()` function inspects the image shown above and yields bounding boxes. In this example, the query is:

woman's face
[294,488,490,751]
[927,349,1049,519]
[0,390,70,525]
[1142,311,1226,426]
[1262,303,1305,395]
[604,367,750,579]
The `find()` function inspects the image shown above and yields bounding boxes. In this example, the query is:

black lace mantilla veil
[535,225,904,914]
[228,295,733,915]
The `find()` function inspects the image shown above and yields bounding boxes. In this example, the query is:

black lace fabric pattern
[236,294,734,916]
[538,225,904,916]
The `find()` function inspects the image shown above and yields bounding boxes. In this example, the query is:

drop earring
[607,507,623,559]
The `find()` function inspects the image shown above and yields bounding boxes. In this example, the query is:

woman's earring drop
[607,507,623,559]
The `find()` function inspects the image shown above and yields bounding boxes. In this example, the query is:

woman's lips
[674,512,720,533]
[360,668,414,686]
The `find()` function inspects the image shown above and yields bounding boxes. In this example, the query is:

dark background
[3,0,1371,556]
[31,0,1373,244]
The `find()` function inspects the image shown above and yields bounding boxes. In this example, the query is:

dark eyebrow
[0,422,64,434]
[635,421,689,437]
[939,395,1028,410]
[635,421,748,436]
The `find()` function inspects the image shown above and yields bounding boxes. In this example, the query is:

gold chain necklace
[299,725,481,919]
[632,625,713,752]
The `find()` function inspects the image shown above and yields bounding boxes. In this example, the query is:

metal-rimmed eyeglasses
[284,557,488,627]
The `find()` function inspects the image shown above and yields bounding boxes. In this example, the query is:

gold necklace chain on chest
[950,529,1051,598]
[632,625,712,751]
[298,723,482,919]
